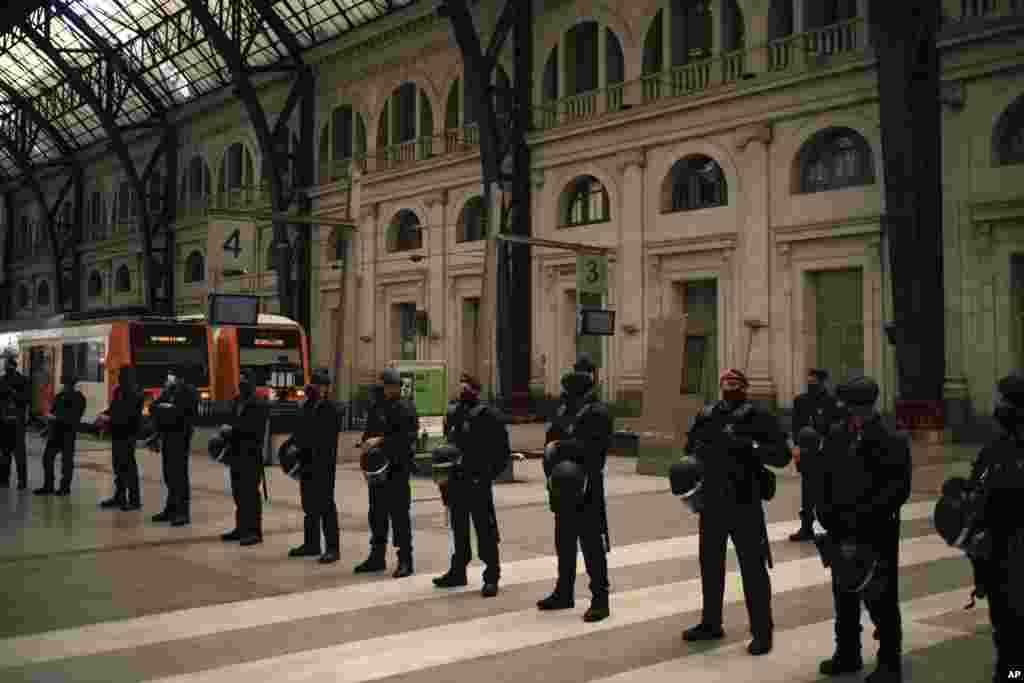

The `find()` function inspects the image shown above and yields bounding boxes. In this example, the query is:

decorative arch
[538,5,637,74]
[993,93,1024,166]
[115,264,132,293]
[558,175,612,227]
[185,250,205,284]
[457,196,487,243]
[793,126,876,194]
[386,208,424,252]
[648,139,741,210]
[661,154,729,212]
[87,271,104,298]
[36,280,50,308]
[371,70,441,145]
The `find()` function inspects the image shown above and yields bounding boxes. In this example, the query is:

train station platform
[0,430,1005,683]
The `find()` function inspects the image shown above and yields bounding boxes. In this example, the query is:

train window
[61,342,105,383]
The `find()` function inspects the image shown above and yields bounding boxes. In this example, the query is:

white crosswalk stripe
[0,499,996,683]
[0,500,938,667]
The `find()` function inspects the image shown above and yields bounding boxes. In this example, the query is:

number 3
[585,260,600,284]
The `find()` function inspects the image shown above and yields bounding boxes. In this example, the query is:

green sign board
[577,253,609,296]
[391,361,448,416]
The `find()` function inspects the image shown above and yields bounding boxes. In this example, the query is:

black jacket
[51,388,87,436]
[0,370,30,423]
[445,398,508,481]
[685,400,790,505]
[109,386,144,439]
[296,398,343,475]
[371,397,419,472]
[229,395,269,457]
[968,436,1024,543]
[815,416,911,542]
[545,393,613,479]
[153,383,198,434]
[792,390,843,439]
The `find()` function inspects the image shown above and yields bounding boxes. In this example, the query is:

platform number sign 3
[223,229,242,258]
[577,253,609,296]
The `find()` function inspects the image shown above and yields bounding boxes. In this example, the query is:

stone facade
[2,1,1024,419]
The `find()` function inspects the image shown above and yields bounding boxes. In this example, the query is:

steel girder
[21,22,161,313]
[0,81,76,159]
[185,0,314,326]
[0,124,78,311]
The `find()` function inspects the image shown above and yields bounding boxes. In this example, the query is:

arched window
[796,127,875,194]
[446,66,513,134]
[457,196,486,243]
[320,106,368,182]
[378,83,433,162]
[181,156,212,206]
[87,271,103,298]
[561,176,610,227]
[185,250,205,283]
[387,210,423,252]
[36,281,50,307]
[115,264,132,292]
[18,284,30,308]
[220,143,254,193]
[664,155,728,212]
[993,95,1024,166]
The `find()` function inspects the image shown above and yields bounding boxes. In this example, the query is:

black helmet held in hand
[431,444,462,485]
[278,436,305,480]
[669,455,705,513]
[208,425,234,465]
[548,459,587,514]
[361,445,389,486]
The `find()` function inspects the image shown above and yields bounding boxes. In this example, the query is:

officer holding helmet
[538,356,613,623]
[681,368,790,656]
[220,372,269,547]
[289,370,343,564]
[432,373,507,597]
[34,374,87,496]
[954,373,1024,682]
[814,376,911,682]
[354,367,419,578]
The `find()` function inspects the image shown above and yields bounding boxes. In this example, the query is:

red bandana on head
[719,368,749,388]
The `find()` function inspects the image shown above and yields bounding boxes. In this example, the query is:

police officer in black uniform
[221,373,269,547]
[354,368,419,578]
[964,373,1024,683]
[537,365,613,623]
[681,368,790,655]
[433,373,507,597]
[789,369,841,542]
[0,356,30,490]
[289,370,343,563]
[100,367,145,510]
[815,376,911,682]
[35,374,87,496]
[151,367,199,527]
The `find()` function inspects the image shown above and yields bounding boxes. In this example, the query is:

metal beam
[0,81,77,158]
[53,0,168,118]
[22,22,159,313]
[247,0,307,61]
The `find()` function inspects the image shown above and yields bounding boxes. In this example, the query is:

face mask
[994,398,1023,434]
[459,387,479,403]
[722,389,746,403]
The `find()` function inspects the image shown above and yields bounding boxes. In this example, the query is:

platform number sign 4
[577,253,609,296]
[223,229,242,258]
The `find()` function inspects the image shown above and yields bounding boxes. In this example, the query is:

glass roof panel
[0,0,420,183]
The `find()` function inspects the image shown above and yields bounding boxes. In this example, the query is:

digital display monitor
[579,308,616,336]
[209,294,260,326]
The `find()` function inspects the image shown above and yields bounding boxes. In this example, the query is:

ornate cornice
[735,123,773,152]
[644,232,739,257]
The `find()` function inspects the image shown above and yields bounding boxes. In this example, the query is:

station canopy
[0,0,417,183]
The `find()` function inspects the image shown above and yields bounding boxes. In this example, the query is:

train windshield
[237,327,304,387]
[129,322,210,389]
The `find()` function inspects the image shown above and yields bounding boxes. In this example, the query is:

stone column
[359,203,378,381]
[777,242,794,405]
[616,149,647,397]
[735,124,775,405]
[424,190,447,360]
[973,222,997,416]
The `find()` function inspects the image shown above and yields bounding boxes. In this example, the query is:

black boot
[34,485,55,496]
[222,530,242,542]
[170,501,190,527]
[289,545,321,557]
[583,594,610,622]
[239,534,262,546]
[151,509,172,522]
[433,571,468,588]
[682,623,725,641]
[748,632,773,656]
[789,527,815,542]
[392,554,414,579]
[865,658,902,683]
[353,547,386,573]
[318,550,340,564]
[537,589,575,611]
[819,649,864,676]
[100,494,126,509]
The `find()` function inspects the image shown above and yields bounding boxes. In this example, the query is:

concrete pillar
[735,124,776,405]
[359,202,378,380]
[616,149,647,396]
[425,191,447,360]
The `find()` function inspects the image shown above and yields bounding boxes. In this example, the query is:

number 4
[223,229,241,258]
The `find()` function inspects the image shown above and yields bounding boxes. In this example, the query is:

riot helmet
[277,436,305,480]
[669,455,705,514]
[208,425,234,465]
[548,459,587,514]
[431,444,462,485]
